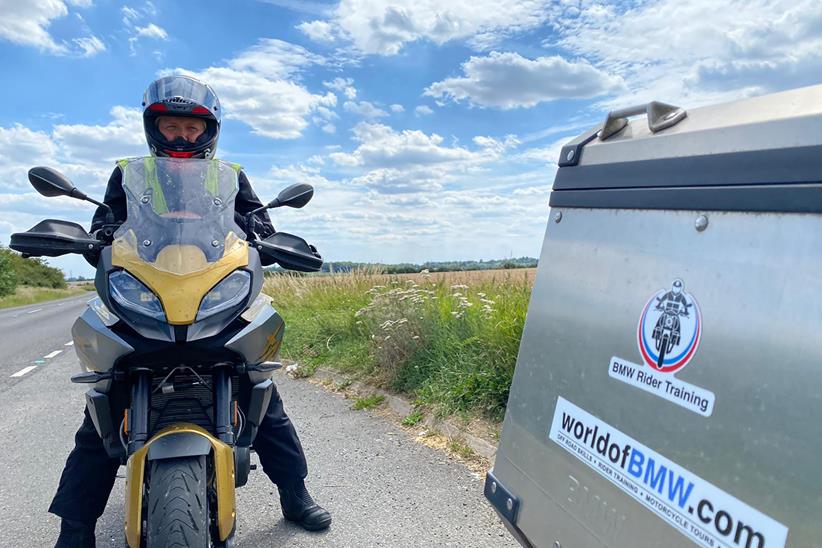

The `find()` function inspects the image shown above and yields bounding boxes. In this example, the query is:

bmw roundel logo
[637,279,702,374]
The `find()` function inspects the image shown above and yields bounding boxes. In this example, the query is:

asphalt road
[0,296,517,547]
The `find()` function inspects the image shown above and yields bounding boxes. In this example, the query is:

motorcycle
[11,157,322,547]
[651,298,687,369]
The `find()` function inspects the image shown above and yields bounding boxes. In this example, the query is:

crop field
[263,268,535,422]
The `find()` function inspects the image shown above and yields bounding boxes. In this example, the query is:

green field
[264,268,534,422]
[0,285,93,309]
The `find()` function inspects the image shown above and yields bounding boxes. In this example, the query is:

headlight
[109,270,166,321]
[196,270,251,321]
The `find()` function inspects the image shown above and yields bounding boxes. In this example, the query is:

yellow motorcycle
[12,157,321,547]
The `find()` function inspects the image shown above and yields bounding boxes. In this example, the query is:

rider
[51,75,332,548]
[655,279,690,316]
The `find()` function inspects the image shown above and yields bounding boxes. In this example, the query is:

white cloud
[135,23,167,40]
[326,122,522,194]
[0,0,69,53]
[269,164,335,190]
[556,0,822,107]
[390,104,404,113]
[0,124,60,191]
[350,167,446,193]
[297,19,338,43]
[330,122,480,170]
[0,0,103,56]
[414,105,433,116]
[323,77,357,99]
[229,38,325,79]
[73,35,105,56]
[425,51,623,109]
[473,134,519,155]
[167,40,337,139]
[121,5,140,23]
[52,106,146,165]
[344,100,389,118]
[299,0,555,55]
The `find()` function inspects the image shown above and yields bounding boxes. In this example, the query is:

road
[0,296,516,547]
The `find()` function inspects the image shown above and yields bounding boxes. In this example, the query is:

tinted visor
[143,75,221,122]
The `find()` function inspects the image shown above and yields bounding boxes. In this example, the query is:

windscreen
[113,156,246,275]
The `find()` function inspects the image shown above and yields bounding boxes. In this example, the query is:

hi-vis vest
[117,157,242,215]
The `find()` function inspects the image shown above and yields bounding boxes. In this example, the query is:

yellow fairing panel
[112,231,248,324]
[124,424,236,547]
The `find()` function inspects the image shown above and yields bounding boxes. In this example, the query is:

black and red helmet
[142,75,221,159]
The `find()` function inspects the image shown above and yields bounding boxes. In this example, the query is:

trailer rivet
[142,239,151,246]
[87,243,94,249]
[565,149,575,162]
[695,214,709,232]
[553,211,563,223]
[212,240,220,247]
[140,196,150,204]
[213,198,223,206]
[506,498,513,511]
[491,481,497,494]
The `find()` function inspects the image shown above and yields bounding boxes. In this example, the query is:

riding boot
[278,479,332,531]
[54,518,96,548]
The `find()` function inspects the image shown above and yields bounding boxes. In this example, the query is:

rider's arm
[235,170,275,238]
[90,167,127,233]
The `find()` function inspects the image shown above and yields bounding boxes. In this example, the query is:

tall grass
[0,285,91,309]
[263,269,534,421]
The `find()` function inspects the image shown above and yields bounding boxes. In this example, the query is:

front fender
[124,424,236,547]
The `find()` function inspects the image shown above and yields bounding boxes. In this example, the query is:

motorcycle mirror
[28,166,115,223]
[28,167,87,200]
[267,183,314,209]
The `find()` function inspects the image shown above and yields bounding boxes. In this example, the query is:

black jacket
[91,166,275,237]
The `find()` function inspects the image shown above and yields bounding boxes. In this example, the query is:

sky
[1,0,820,278]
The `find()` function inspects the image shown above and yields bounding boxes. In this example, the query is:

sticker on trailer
[549,397,788,548]
[609,279,715,416]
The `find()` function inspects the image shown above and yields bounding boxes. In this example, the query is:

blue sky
[1,0,820,277]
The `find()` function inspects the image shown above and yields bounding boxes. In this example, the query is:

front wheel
[146,456,210,547]
[656,333,670,369]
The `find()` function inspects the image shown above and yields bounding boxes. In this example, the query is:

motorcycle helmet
[672,279,683,295]
[142,75,221,159]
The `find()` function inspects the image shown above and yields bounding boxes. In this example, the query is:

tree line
[266,257,538,275]
[0,246,67,297]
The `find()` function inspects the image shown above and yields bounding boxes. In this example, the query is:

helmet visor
[144,76,220,122]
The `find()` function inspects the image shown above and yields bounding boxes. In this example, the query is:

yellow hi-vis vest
[116,157,241,215]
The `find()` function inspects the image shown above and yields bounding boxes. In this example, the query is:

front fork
[127,369,151,454]
[126,366,235,456]
[124,366,239,547]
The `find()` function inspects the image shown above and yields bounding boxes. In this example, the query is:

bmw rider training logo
[609,278,715,417]
[637,279,702,374]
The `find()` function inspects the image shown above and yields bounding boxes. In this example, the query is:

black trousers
[48,383,308,523]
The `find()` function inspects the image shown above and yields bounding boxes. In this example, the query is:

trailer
[486,85,822,548]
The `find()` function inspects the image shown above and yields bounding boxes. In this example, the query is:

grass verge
[0,285,93,309]
[264,268,533,422]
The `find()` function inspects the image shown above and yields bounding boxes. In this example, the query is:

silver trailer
[486,85,822,548]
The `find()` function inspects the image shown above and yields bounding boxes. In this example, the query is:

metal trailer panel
[493,207,821,547]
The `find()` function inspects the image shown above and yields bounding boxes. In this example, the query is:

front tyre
[146,456,210,548]
[656,333,670,369]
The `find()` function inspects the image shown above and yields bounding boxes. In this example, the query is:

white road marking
[11,365,37,378]
[65,341,74,346]
[44,350,63,359]
[26,308,43,314]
